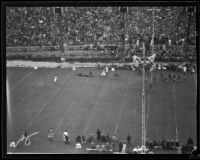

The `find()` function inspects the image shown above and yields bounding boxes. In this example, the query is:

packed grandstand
[6,7,196,52]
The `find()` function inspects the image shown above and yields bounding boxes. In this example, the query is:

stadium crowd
[6,7,196,55]
[6,7,58,47]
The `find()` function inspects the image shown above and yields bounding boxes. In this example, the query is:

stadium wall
[6,46,196,63]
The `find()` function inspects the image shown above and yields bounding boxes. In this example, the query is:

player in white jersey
[48,128,54,143]
[101,70,106,77]
[63,130,70,144]
[54,76,58,83]
[105,66,109,73]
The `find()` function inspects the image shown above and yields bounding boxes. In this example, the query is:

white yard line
[192,73,197,107]
[25,87,62,130]
[25,71,73,131]
[114,74,132,135]
[82,96,101,135]
[54,78,86,135]
[11,71,33,92]
[193,73,197,90]
[83,75,110,135]
[12,72,53,114]
[193,73,197,110]
[172,83,179,141]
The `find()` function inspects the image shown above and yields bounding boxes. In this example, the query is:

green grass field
[6,67,197,154]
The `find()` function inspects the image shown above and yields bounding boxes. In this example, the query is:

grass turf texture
[6,67,197,154]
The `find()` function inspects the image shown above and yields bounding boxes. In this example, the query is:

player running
[54,76,58,83]
[89,70,94,77]
[48,128,54,143]
[113,70,119,79]
[63,130,70,144]
[101,69,106,77]
[105,66,109,73]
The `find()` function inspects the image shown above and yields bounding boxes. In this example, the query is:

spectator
[187,137,194,146]
[96,144,101,151]
[170,139,175,147]
[76,135,81,143]
[87,133,95,143]
[105,132,111,143]
[101,134,106,142]
[157,139,161,147]
[81,134,86,143]
[191,146,199,157]
[177,146,182,154]
[149,140,154,150]
[175,140,180,147]
[166,140,170,150]
[90,140,96,149]
[181,145,191,154]
[119,142,123,152]
[122,143,126,153]
[96,129,101,142]
[187,145,194,154]
[101,144,106,151]
[126,134,132,145]
[162,138,166,150]
[105,142,111,151]
[145,136,150,148]
[153,140,158,148]
[133,150,138,154]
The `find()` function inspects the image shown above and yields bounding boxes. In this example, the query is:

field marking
[172,83,179,141]
[12,72,53,114]
[10,71,33,92]
[145,72,153,136]
[83,74,111,135]
[25,71,74,131]
[54,78,86,135]
[193,73,197,97]
[192,73,197,109]
[55,76,101,136]
[193,73,197,87]
[113,74,132,135]
[25,87,62,130]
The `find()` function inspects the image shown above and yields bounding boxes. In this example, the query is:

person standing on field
[48,128,54,143]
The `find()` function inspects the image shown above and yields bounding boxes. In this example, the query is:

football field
[6,67,197,153]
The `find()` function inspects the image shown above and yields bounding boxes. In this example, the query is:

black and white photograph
[2,1,199,157]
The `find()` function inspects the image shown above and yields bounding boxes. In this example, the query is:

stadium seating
[6,7,196,56]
